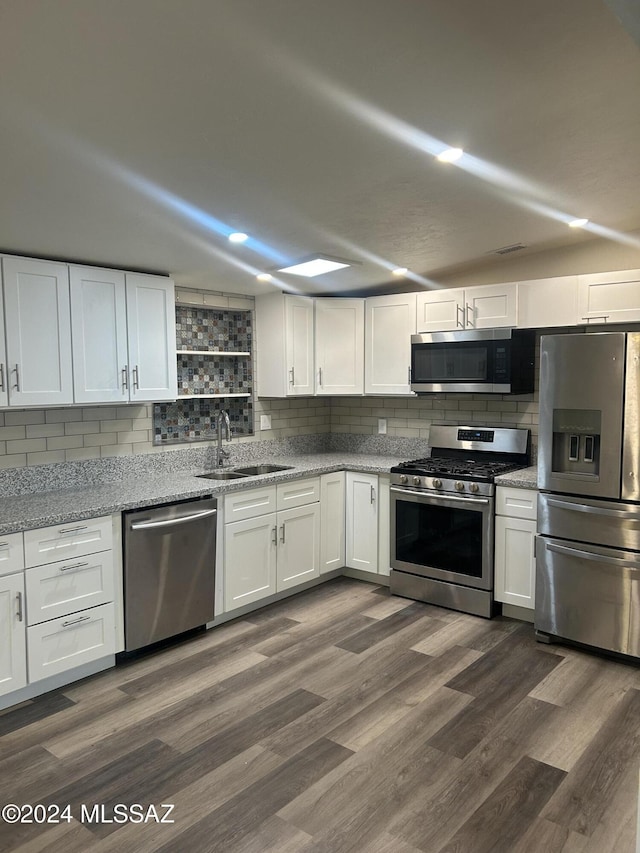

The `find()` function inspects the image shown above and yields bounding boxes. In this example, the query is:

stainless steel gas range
[390,425,530,618]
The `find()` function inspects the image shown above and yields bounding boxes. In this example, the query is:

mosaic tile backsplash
[154,304,253,444]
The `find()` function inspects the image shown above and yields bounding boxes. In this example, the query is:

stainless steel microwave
[410,328,536,394]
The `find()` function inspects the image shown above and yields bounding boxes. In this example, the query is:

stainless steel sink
[232,464,294,475]
[196,470,249,480]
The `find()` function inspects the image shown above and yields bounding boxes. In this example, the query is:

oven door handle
[546,497,640,520]
[390,487,490,506]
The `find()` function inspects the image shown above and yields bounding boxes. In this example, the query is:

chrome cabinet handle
[456,304,465,328]
[581,315,609,323]
[13,364,20,391]
[59,561,90,573]
[16,591,23,622]
[370,485,376,504]
[465,304,474,327]
[318,367,323,386]
[280,523,285,544]
[122,365,129,391]
[289,367,295,386]
[132,366,140,390]
[58,525,88,535]
[62,615,91,628]
[272,526,277,545]
[0,363,4,392]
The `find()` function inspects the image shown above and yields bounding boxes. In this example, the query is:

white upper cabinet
[125,273,177,401]
[315,298,364,395]
[416,284,517,332]
[70,266,129,403]
[255,293,315,397]
[2,257,73,407]
[578,269,640,325]
[365,293,416,395]
[517,276,578,329]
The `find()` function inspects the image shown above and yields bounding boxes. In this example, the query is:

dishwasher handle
[130,507,217,530]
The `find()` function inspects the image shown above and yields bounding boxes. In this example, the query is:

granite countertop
[495,465,538,489]
[0,452,405,535]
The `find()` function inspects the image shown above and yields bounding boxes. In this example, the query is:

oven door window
[395,498,485,578]
[413,342,491,382]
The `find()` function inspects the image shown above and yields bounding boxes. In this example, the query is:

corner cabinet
[255,292,315,396]
[365,294,416,395]
[416,284,517,332]
[315,298,364,395]
[2,256,74,407]
[494,486,537,612]
[345,471,379,573]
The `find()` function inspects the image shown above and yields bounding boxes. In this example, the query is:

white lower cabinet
[346,471,379,574]
[224,478,320,612]
[494,486,537,611]
[320,471,346,574]
[27,603,116,683]
[0,572,27,698]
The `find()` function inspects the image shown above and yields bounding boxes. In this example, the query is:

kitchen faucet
[215,409,232,466]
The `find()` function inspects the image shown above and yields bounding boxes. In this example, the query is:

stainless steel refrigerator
[536,331,640,657]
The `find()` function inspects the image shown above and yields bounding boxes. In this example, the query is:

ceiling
[0,0,639,296]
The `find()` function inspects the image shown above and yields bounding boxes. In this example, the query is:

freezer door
[535,535,639,656]
[538,332,625,499]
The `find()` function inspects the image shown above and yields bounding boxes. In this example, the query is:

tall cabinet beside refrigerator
[536,331,640,657]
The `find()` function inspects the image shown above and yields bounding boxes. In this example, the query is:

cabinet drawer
[496,487,537,521]
[24,516,112,568]
[224,487,277,522]
[27,603,116,682]
[25,551,114,625]
[276,477,320,511]
[0,532,25,577]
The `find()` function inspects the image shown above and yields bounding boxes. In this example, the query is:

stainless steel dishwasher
[123,497,217,652]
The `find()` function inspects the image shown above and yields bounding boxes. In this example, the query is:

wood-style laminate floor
[1,577,639,853]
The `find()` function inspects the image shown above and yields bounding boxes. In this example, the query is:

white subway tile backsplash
[6,438,46,454]
[45,409,83,423]
[0,426,26,441]
[4,410,46,426]
[26,423,65,439]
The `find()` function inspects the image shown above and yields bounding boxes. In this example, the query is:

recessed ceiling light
[436,147,464,163]
[278,256,351,277]
[228,232,249,243]
[392,267,408,277]
[568,218,589,228]
[256,273,272,282]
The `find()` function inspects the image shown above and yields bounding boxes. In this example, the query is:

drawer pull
[59,561,90,573]
[0,542,9,548]
[62,615,92,628]
[58,525,89,535]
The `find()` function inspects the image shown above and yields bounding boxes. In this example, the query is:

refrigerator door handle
[546,497,640,520]
[546,541,640,572]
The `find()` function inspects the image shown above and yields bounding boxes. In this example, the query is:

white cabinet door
[125,273,177,402]
[0,572,27,698]
[320,471,345,573]
[465,283,517,329]
[377,474,391,577]
[365,294,416,395]
[315,298,364,395]
[578,269,640,325]
[3,257,73,407]
[70,266,129,403]
[0,289,7,407]
[285,295,315,395]
[416,289,464,332]
[255,292,314,397]
[277,503,320,591]
[517,276,578,329]
[224,513,277,611]
[494,515,536,609]
[345,471,378,573]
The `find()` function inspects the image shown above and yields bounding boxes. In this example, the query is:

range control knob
[455,481,465,491]
[413,476,421,486]
[432,478,442,489]
[400,474,408,484]
[469,483,480,493]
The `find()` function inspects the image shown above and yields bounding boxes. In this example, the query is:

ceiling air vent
[492,243,527,256]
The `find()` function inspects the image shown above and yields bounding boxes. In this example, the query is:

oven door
[390,486,493,590]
